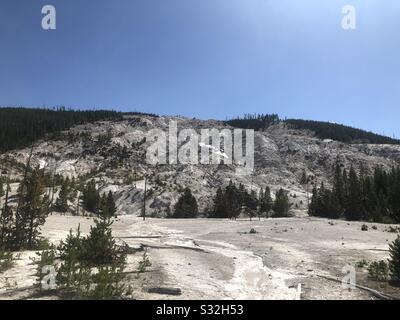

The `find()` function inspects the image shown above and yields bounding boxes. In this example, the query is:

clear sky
[0,1,399,137]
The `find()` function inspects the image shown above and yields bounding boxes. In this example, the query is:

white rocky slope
[1,115,400,216]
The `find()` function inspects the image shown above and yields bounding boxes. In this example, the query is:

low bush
[368,260,389,281]
[0,249,14,272]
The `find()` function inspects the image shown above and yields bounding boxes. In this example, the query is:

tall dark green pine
[174,188,198,218]
[259,187,272,215]
[100,191,117,218]
[333,163,345,209]
[225,182,241,219]
[300,169,308,185]
[81,180,100,214]
[272,189,290,217]
[107,191,117,217]
[344,167,363,221]
[0,179,13,249]
[362,176,378,221]
[211,187,224,218]
[16,168,49,249]
[308,186,319,216]
[55,180,70,213]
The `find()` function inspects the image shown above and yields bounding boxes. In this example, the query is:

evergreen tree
[15,168,49,249]
[272,189,290,217]
[259,187,272,215]
[81,180,101,214]
[100,191,117,218]
[224,182,241,219]
[344,167,363,220]
[333,163,345,209]
[300,169,308,185]
[173,188,198,218]
[0,179,13,249]
[211,187,224,218]
[389,236,400,283]
[55,179,70,213]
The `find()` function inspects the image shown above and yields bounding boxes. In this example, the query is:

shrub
[0,249,14,272]
[33,247,57,290]
[137,250,152,275]
[368,260,389,281]
[361,224,368,231]
[356,259,368,268]
[249,228,257,234]
[389,235,400,284]
[385,226,400,233]
[35,217,131,299]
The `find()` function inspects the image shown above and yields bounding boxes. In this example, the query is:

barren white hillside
[1,115,399,216]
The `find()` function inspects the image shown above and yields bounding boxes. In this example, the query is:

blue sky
[0,1,399,137]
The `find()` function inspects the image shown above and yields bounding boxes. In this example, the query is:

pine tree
[15,168,49,249]
[389,236,400,283]
[344,166,363,220]
[308,186,319,216]
[259,187,272,215]
[55,179,70,213]
[224,182,241,219]
[300,169,308,185]
[211,187,224,218]
[100,191,117,218]
[106,191,117,217]
[81,180,100,214]
[333,163,345,209]
[272,189,290,217]
[0,179,13,249]
[174,188,198,218]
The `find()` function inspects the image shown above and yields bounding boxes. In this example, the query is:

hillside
[1,113,400,217]
[0,107,123,152]
[226,115,400,145]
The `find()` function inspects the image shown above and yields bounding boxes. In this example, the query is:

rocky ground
[1,215,399,300]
